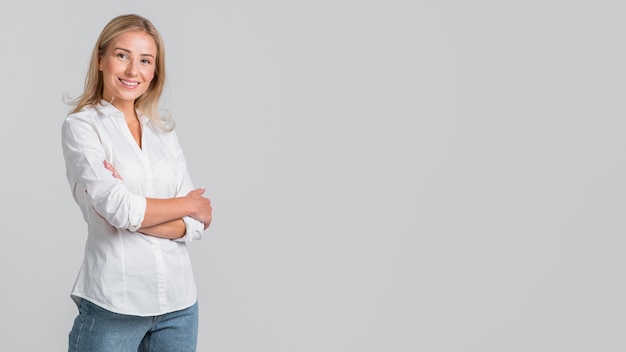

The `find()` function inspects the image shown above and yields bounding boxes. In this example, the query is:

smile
[119,78,139,87]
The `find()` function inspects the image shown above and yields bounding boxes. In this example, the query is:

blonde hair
[67,14,173,131]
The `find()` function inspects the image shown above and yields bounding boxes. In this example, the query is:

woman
[61,14,212,352]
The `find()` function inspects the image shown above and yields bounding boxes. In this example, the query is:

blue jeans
[68,299,198,352]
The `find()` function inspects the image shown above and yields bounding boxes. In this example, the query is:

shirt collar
[96,99,149,124]
[96,99,122,118]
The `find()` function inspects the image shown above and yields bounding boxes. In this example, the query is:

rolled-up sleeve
[174,216,204,242]
[61,114,146,231]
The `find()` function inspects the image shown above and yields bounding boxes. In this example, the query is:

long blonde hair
[67,14,173,131]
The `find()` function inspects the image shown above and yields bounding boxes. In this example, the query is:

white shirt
[61,101,204,316]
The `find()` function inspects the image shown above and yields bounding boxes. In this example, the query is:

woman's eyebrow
[113,47,154,58]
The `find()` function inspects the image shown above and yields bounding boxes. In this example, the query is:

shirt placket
[141,129,169,310]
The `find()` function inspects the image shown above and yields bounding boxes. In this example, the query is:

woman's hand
[186,188,212,229]
[103,160,123,180]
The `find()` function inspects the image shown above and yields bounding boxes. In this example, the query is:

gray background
[1,0,625,351]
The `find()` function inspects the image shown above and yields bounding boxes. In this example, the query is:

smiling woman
[61,14,212,352]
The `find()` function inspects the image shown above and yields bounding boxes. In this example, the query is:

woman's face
[99,30,157,106]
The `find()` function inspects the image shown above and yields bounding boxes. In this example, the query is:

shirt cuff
[174,216,204,242]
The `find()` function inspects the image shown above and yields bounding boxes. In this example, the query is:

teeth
[120,79,139,86]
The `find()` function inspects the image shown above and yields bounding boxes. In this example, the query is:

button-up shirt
[61,101,204,316]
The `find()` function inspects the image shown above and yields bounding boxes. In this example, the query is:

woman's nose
[125,60,138,75]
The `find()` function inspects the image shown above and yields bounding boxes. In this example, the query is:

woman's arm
[139,219,186,239]
[142,189,212,227]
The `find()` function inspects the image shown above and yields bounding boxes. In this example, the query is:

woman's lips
[119,78,139,88]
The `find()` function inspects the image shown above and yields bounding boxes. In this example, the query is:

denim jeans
[68,299,198,352]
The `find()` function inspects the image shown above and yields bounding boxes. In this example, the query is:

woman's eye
[141,59,152,65]
[116,53,128,60]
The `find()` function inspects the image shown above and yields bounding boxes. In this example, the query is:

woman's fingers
[103,160,123,180]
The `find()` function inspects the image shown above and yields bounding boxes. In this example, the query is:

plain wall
[1,0,625,351]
